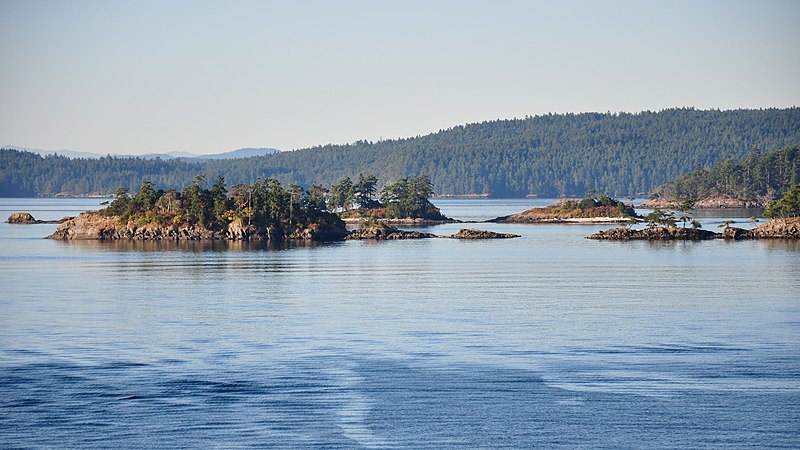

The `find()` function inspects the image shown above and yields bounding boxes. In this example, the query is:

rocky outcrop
[7,212,38,224]
[7,212,71,224]
[48,213,223,240]
[587,218,800,241]
[286,216,351,240]
[745,217,800,239]
[47,212,349,241]
[721,226,750,240]
[346,224,521,240]
[448,228,520,239]
[587,226,719,240]
[708,219,800,240]
[345,223,437,240]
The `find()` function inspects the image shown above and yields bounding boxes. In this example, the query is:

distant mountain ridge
[2,146,280,160]
[2,108,799,197]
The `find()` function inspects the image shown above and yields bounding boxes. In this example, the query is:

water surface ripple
[1,198,798,448]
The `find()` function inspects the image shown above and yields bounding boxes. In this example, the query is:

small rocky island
[345,223,519,240]
[6,212,71,224]
[47,213,517,242]
[44,176,518,242]
[47,210,349,241]
[587,217,800,241]
[592,185,800,240]
[491,195,639,224]
[334,174,459,225]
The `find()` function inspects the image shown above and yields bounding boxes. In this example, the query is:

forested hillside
[650,145,799,202]
[2,108,799,197]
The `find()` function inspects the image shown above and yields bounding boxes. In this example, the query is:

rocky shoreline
[587,218,800,240]
[46,212,349,241]
[28,210,800,242]
[44,212,519,242]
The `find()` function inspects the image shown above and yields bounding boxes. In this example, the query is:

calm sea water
[1,198,798,448]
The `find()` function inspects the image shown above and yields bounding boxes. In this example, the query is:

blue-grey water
[1,198,798,448]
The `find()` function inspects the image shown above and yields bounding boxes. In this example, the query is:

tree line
[2,107,799,198]
[650,145,799,201]
[99,174,444,229]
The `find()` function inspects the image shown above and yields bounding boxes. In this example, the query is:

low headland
[490,195,639,224]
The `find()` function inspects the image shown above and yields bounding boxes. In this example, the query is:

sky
[1,0,798,155]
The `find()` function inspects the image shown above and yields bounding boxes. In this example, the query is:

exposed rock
[345,223,437,240]
[748,217,800,239]
[225,219,255,240]
[46,211,514,242]
[7,212,71,224]
[7,212,38,224]
[286,218,349,240]
[587,226,719,240]
[721,226,750,240]
[48,213,123,240]
[717,219,800,240]
[448,228,520,239]
[345,224,520,240]
[47,211,348,241]
[590,218,800,241]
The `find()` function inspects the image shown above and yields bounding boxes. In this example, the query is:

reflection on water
[55,238,334,253]
[691,207,764,219]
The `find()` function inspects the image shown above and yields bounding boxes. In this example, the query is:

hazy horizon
[2,0,799,155]
[3,106,798,157]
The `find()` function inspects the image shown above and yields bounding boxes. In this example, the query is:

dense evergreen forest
[2,108,799,198]
[650,146,799,201]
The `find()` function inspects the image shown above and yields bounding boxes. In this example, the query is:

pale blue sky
[1,0,798,154]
